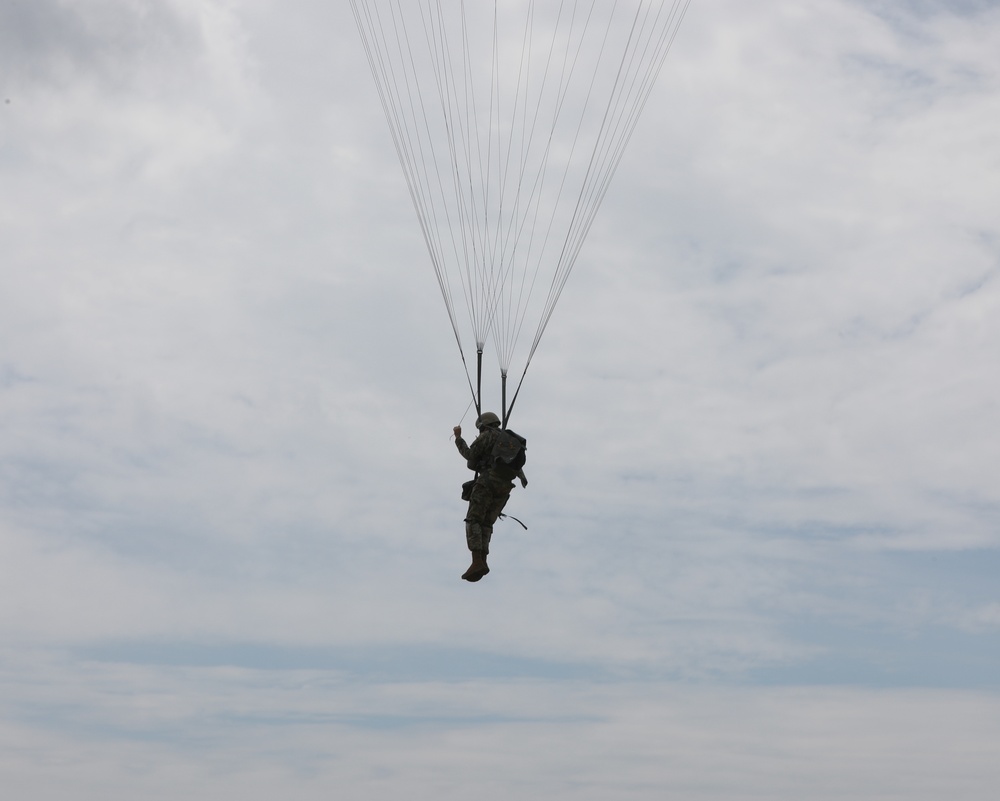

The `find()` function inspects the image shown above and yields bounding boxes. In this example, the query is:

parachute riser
[476,349,483,419]
[501,372,508,429]
[468,362,516,430]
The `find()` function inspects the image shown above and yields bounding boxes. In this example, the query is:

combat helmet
[476,411,501,430]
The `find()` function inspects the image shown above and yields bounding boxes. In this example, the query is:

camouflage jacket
[455,428,527,485]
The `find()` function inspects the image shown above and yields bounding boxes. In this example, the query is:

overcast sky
[2,1,1000,798]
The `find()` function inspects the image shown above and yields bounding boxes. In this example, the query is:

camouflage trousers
[464,475,514,553]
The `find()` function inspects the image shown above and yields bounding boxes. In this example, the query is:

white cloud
[2,0,1000,795]
[1,661,999,800]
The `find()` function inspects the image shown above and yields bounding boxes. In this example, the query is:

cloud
[0,0,198,91]
[2,1,1000,796]
[2,657,1000,800]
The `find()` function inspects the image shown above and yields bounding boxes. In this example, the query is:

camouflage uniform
[454,428,520,554]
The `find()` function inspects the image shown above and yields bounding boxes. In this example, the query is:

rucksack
[490,428,526,479]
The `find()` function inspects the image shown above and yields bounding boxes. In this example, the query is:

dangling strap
[498,513,528,531]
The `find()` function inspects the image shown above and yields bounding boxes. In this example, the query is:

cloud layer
[2,0,999,797]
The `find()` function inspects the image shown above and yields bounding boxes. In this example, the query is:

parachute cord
[456,395,475,428]
[504,357,531,427]
[458,345,478,417]
[351,1,693,410]
[502,0,603,371]
[492,0,587,376]
[350,0,466,355]
[526,0,692,366]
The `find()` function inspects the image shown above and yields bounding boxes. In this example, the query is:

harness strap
[498,513,528,531]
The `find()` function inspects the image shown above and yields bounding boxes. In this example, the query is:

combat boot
[462,550,490,582]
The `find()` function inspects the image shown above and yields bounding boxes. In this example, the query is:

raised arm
[453,425,472,460]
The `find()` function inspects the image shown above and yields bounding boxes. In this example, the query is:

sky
[2,0,1000,798]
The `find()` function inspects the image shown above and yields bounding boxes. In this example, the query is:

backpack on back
[490,429,526,480]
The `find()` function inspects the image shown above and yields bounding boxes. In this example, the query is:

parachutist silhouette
[453,412,527,582]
